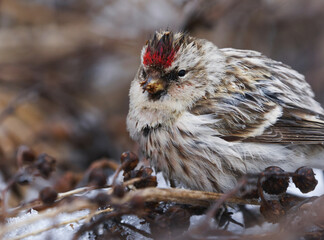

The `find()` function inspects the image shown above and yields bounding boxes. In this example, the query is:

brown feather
[190,51,324,145]
[244,109,324,144]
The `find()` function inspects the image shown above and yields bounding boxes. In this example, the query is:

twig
[111,160,128,186]
[3,178,142,219]
[120,222,152,238]
[72,209,128,240]
[113,186,259,207]
[57,186,94,200]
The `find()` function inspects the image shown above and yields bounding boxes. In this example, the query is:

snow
[244,221,279,235]
[156,171,170,188]
[120,215,151,240]
[5,209,90,240]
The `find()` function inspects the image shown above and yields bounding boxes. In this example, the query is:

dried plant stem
[115,187,259,207]
[6,199,42,218]
[2,187,93,219]
[57,186,94,199]
[2,178,141,219]
[122,177,142,187]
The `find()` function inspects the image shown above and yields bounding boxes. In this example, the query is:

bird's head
[137,31,210,102]
[128,31,226,131]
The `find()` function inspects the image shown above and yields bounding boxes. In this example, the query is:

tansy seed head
[293,167,318,193]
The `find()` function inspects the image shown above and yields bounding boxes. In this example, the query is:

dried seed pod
[134,176,157,189]
[261,166,289,195]
[122,163,157,189]
[54,171,81,192]
[39,187,58,205]
[88,168,107,187]
[260,200,285,223]
[17,145,36,167]
[292,167,318,193]
[113,184,125,198]
[120,151,139,175]
[125,166,158,189]
[123,171,134,182]
[35,153,56,179]
[94,193,111,208]
[141,167,153,178]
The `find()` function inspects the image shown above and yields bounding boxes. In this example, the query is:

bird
[126,30,324,193]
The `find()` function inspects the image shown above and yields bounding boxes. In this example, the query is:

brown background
[0,0,323,172]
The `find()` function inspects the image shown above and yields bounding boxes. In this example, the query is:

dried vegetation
[0,148,323,239]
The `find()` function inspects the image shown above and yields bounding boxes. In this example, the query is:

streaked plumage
[127,31,324,192]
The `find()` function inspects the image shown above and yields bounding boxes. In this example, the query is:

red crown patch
[143,32,180,69]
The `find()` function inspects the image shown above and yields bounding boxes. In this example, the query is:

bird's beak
[140,77,165,95]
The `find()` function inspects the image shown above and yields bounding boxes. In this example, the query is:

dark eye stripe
[142,69,147,78]
[164,71,178,81]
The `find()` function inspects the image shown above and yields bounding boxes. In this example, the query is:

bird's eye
[142,69,147,78]
[178,70,186,77]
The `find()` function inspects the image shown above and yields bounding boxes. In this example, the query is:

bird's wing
[189,48,324,144]
[243,111,324,144]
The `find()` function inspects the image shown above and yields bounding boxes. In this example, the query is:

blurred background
[0,0,323,183]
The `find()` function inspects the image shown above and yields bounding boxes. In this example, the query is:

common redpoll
[127,31,324,193]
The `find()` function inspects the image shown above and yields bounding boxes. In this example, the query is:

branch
[114,187,259,207]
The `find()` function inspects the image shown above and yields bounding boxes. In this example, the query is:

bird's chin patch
[147,90,167,101]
